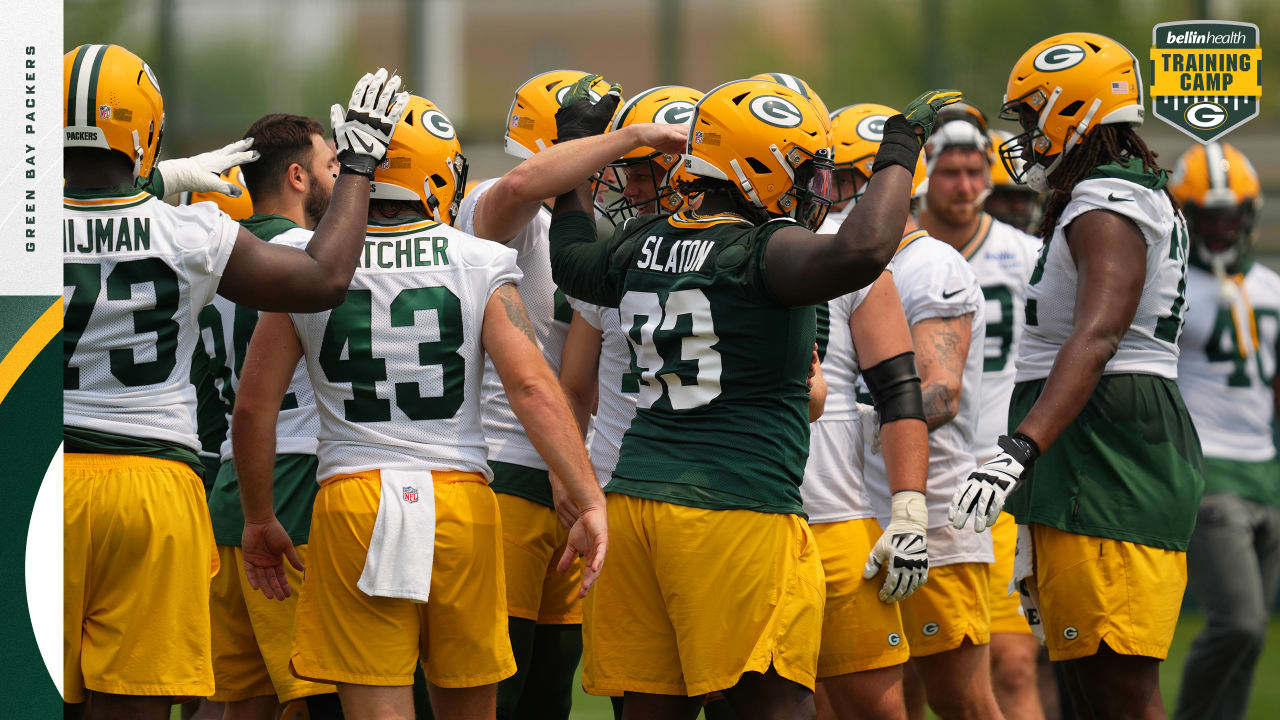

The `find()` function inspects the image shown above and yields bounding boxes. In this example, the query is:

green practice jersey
[550,209,815,515]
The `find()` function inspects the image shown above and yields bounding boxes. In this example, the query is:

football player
[983,129,1040,233]
[458,70,687,720]
[63,44,403,719]
[804,102,932,720]
[1170,142,1279,720]
[859,157,996,720]
[918,120,1044,720]
[199,114,345,720]
[950,33,1203,718]
[181,166,253,496]
[232,96,607,719]
[549,80,960,718]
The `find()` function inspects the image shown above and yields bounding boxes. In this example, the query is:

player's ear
[287,162,307,193]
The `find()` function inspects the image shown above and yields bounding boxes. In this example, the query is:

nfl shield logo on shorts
[402,486,419,503]
[1149,21,1262,143]
[98,104,111,120]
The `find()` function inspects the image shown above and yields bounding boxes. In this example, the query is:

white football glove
[330,67,410,178]
[949,433,1039,533]
[863,490,929,603]
[154,138,259,197]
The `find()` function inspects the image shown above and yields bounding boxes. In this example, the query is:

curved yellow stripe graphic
[0,299,62,407]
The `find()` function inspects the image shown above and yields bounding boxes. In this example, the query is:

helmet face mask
[1186,202,1256,267]
[597,153,685,225]
[786,156,835,230]
[997,90,1061,190]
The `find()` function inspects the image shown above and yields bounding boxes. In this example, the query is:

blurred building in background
[66,0,1280,255]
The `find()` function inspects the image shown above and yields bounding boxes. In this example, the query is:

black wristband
[338,151,377,180]
[871,114,922,176]
[998,432,1041,465]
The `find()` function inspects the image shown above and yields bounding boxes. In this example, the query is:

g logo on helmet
[421,110,456,140]
[857,115,888,142]
[555,85,603,105]
[748,95,803,128]
[1184,101,1227,131]
[1033,43,1086,72]
[654,100,696,126]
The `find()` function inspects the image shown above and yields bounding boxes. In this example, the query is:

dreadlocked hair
[1037,124,1180,240]
[674,176,773,225]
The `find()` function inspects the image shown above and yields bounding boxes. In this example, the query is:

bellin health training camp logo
[1149,20,1262,143]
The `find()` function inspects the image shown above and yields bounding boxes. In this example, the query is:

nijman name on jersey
[635,235,714,274]
[359,236,450,269]
[64,217,151,253]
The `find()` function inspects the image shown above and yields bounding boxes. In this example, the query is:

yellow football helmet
[1169,142,1262,270]
[597,85,703,223]
[751,72,832,136]
[179,166,253,220]
[998,32,1143,190]
[684,79,834,229]
[829,103,927,206]
[64,44,165,179]
[372,96,468,225]
[504,70,614,158]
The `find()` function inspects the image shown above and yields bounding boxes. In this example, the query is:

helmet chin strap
[1027,97,1102,194]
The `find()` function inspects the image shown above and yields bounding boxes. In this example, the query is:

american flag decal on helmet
[402,486,419,503]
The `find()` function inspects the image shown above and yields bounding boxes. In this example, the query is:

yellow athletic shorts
[898,561,991,656]
[210,544,335,703]
[1029,523,1185,661]
[989,512,1032,635]
[583,493,824,697]
[497,494,583,624]
[290,470,515,688]
[811,519,910,677]
[64,453,218,703]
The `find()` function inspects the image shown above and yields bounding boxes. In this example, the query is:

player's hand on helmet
[242,517,305,601]
[330,67,411,178]
[555,75,622,143]
[549,471,582,531]
[154,138,259,197]
[902,89,964,143]
[949,432,1039,533]
[863,490,929,602]
[629,122,689,156]
[559,504,608,598]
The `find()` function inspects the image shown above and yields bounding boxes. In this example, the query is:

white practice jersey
[1178,263,1280,461]
[801,286,875,523]
[963,215,1042,464]
[288,219,521,481]
[862,232,992,565]
[567,298,639,487]
[457,178,571,470]
[212,223,321,461]
[64,189,239,450]
[1018,173,1190,381]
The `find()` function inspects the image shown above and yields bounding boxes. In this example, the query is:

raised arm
[217,68,409,313]
[482,284,608,595]
[232,311,306,600]
[474,124,682,243]
[763,91,963,307]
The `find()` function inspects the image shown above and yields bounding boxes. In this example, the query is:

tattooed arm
[910,313,973,431]
[482,283,608,593]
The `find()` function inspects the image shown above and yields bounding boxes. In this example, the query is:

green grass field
[560,612,1280,720]
[173,612,1280,719]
